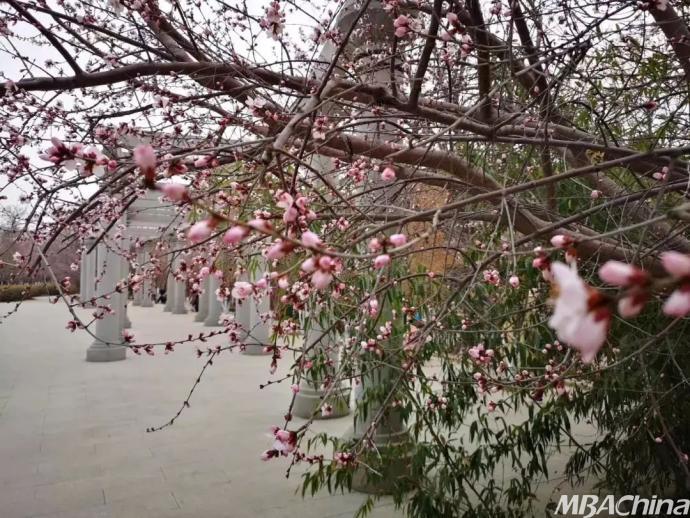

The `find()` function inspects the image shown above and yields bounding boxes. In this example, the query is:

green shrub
[0,283,60,302]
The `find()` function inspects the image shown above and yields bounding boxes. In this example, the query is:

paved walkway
[0,298,394,518]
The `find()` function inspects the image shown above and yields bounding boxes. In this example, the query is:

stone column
[204,273,223,326]
[337,0,410,493]
[80,240,97,305]
[164,271,175,311]
[235,271,252,341]
[86,241,126,362]
[195,275,210,322]
[292,316,350,419]
[132,251,144,306]
[140,250,154,308]
[120,251,132,329]
[79,248,87,300]
[172,252,187,315]
[241,259,272,355]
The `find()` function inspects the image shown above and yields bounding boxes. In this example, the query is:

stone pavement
[0,298,396,518]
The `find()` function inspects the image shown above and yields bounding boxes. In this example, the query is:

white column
[172,251,187,315]
[195,275,210,322]
[86,241,126,362]
[204,273,223,326]
[120,251,132,329]
[79,248,87,300]
[132,251,144,306]
[81,240,97,306]
[292,316,350,419]
[140,250,154,308]
[337,0,409,493]
[242,259,272,355]
[235,271,251,341]
[164,271,175,312]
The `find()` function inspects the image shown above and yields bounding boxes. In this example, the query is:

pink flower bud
[301,257,316,273]
[311,270,333,290]
[599,261,646,286]
[373,254,391,269]
[368,238,383,252]
[550,234,572,249]
[317,256,334,270]
[389,234,407,247]
[187,219,214,244]
[266,240,288,260]
[381,166,397,181]
[661,251,690,278]
[301,231,322,248]
[160,182,188,202]
[509,275,520,288]
[133,144,156,173]
[618,295,645,318]
[248,219,272,233]
[663,287,690,317]
[223,225,248,245]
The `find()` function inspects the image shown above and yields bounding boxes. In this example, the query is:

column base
[172,308,188,315]
[195,312,208,323]
[292,385,350,419]
[342,427,412,494]
[86,344,127,362]
[204,315,223,326]
[124,316,132,329]
[241,343,270,355]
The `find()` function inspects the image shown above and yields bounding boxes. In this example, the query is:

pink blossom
[550,234,573,249]
[193,155,213,168]
[381,166,397,181]
[266,240,290,260]
[160,182,188,202]
[483,269,500,286]
[389,233,407,247]
[368,298,379,317]
[199,266,210,279]
[598,261,646,287]
[311,269,333,290]
[373,254,391,269]
[590,190,602,199]
[618,294,646,318]
[231,281,253,300]
[301,257,316,273]
[548,262,609,363]
[248,219,273,233]
[223,225,248,246]
[187,219,214,244]
[663,286,690,318]
[368,238,383,252]
[133,144,156,174]
[661,251,690,278]
[509,275,520,288]
[290,384,300,394]
[301,231,322,248]
[260,1,284,40]
[393,15,412,38]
